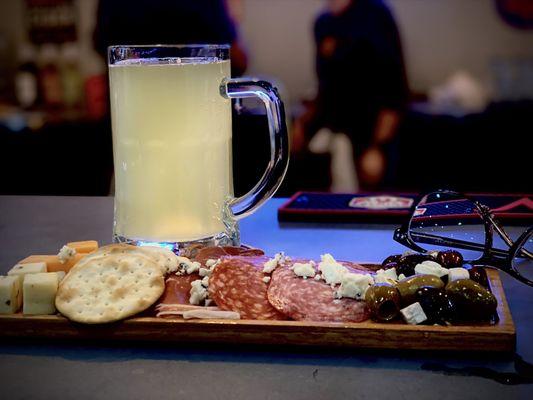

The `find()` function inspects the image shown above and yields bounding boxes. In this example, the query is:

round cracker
[71,244,179,275]
[56,252,164,324]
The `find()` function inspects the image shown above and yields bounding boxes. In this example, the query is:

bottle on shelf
[38,43,63,109]
[60,42,84,110]
[15,44,39,109]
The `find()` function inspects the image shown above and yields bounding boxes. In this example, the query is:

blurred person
[93,0,247,76]
[294,0,408,189]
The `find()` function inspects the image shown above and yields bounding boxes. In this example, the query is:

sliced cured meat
[155,304,220,318]
[208,256,286,320]
[158,274,200,305]
[194,246,264,266]
[267,264,369,322]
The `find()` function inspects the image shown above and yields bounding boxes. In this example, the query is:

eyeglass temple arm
[409,231,510,258]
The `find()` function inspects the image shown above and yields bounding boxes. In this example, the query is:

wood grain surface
[0,268,515,352]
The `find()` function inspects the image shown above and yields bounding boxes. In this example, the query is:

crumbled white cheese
[205,299,213,307]
[428,250,439,259]
[292,262,316,279]
[201,276,209,287]
[176,256,201,275]
[318,254,348,285]
[448,267,470,282]
[414,260,448,278]
[398,273,406,280]
[336,273,374,300]
[314,274,322,281]
[374,267,398,284]
[262,276,271,284]
[189,279,208,305]
[400,302,427,325]
[57,245,76,264]
[199,267,211,277]
[263,252,286,273]
[205,259,219,268]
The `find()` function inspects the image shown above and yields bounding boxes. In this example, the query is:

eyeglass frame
[393,189,533,286]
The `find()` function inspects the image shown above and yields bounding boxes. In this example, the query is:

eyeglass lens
[409,193,486,262]
[513,230,533,281]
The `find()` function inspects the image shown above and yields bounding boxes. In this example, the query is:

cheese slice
[66,240,98,254]
[18,253,86,273]
[0,276,22,314]
[23,272,59,315]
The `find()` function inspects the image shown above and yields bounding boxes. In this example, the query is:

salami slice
[158,274,200,305]
[194,246,264,266]
[267,262,370,322]
[208,256,286,320]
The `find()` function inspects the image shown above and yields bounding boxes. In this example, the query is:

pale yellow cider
[109,58,233,242]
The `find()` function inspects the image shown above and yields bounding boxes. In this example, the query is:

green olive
[396,275,445,306]
[365,283,400,322]
[446,279,497,320]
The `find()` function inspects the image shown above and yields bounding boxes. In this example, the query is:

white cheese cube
[55,271,66,282]
[414,260,448,278]
[8,262,47,284]
[23,272,59,315]
[336,273,374,300]
[400,302,427,325]
[448,267,470,282]
[292,262,316,278]
[0,276,22,314]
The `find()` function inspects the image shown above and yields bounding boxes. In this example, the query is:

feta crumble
[263,252,286,273]
[189,280,208,305]
[262,276,271,284]
[318,254,348,285]
[414,260,448,278]
[336,273,374,300]
[292,262,316,279]
[448,267,470,282]
[176,256,201,275]
[57,245,76,264]
[374,267,398,284]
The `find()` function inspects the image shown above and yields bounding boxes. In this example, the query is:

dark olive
[446,279,497,320]
[382,254,401,267]
[365,283,400,322]
[467,266,489,288]
[397,254,434,277]
[396,274,445,306]
[415,287,455,323]
[436,250,463,269]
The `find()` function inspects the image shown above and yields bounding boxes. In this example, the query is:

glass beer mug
[108,45,288,251]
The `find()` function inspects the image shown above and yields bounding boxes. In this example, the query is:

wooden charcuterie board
[0,268,515,352]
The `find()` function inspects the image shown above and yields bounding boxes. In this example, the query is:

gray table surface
[0,196,532,400]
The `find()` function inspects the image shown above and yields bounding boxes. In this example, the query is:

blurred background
[0,0,532,197]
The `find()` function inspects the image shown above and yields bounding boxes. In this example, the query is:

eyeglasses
[394,189,533,286]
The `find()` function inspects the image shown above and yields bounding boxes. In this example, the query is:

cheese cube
[400,302,427,325]
[8,262,47,284]
[19,254,86,273]
[0,276,22,314]
[23,273,59,315]
[66,240,98,254]
[448,267,470,282]
[55,271,66,282]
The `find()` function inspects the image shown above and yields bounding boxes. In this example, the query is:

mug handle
[222,78,289,219]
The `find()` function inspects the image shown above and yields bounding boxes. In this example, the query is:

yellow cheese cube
[23,273,59,315]
[8,262,47,284]
[19,254,85,273]
[66,240,98,254]
[0,276,22,314]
